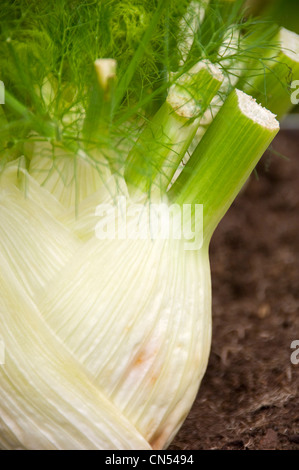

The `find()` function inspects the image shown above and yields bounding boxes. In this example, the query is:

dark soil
[170,130,299,450]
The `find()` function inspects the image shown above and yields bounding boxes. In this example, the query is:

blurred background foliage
[246,0,299,33]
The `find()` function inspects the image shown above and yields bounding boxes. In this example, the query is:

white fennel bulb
[0,81,279,449]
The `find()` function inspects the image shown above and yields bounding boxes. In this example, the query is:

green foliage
[0,0,289,181]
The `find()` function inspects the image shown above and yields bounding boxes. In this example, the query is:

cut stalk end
[167,61,224,118]
[94,59,117,97]
[236,89,279,130]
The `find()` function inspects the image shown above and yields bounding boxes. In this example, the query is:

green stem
[83,59,117,143]
[241,28,299,119]
[124,61,223,197]
[170,89,279,241]
[5,91,56,139]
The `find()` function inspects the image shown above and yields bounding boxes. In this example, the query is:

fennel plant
[0,0,298,450]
